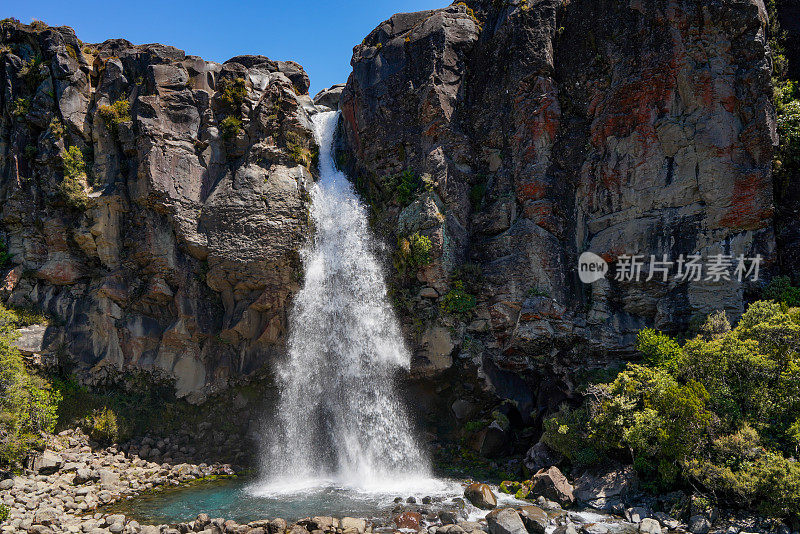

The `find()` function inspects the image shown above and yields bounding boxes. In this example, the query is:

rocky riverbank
[1,430,793,534]
[0,428,235,534]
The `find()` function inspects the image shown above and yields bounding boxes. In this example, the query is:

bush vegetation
[285,131,319,169]
[440,280,477,315]
[217,77,248,110]
[98,99,131,132]
[59,146,88,209]
[0,305,61,470]
[220,116,242,140]
[0,240,11,269]
[542,283,800,516]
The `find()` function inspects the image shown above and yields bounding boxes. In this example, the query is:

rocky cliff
[339,0,780,442]
[0,21,321,399]
[0,0,787,436]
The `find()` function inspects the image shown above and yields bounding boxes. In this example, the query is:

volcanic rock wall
[339,0,779,434]
[0,21,319,398]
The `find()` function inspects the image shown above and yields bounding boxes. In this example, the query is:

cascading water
[254,110,433,493]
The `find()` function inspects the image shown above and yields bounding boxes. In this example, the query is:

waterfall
[257,111,431,492]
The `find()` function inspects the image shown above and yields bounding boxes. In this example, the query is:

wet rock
[395,511,423,530]
[486,508,527,534]
[341,518,367,534]
[464,482,497,509]
[626,507,649,523]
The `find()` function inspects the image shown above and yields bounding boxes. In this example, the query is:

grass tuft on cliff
[59,146,88,209]
[542,287,800,517]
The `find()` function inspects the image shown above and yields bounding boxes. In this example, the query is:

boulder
[313,84,345,110]
[689,516,712,534]
[573,465,638,510]
[32,450,63,475]
[394,511,422,530]
[517,506,548,534]
[340,518,367,534]
[486,508,527,534]
[639,519,661,534]
[464,482,497,509]
[531,467,574,506]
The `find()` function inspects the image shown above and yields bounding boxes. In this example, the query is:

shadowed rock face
[0,22,318,398]
[340,0,777,408]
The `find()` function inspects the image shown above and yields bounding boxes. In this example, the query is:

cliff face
[340,0,778,430]
[0,22,320,398]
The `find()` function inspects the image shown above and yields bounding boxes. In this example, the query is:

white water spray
[254,111,433,494]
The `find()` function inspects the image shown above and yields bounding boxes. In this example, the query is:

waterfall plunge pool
[107,476,519,525]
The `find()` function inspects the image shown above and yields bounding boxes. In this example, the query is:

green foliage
[10,97,30,117]
[764,275,800,307]
[543,300,800,515]
[0,503,8,523]
[388,170,432,207]
[284,131,319,169]
[541,405,599,467]
[217,77,248,110]
[220,116,242,140]
[59,146,88,209]
[86,407,119,444]
[0,304,61,469]
[396,232,433,274]
[19,54,47,88]
[636,328,682,367]
[440,280,477,315]
[24,144,36,161]
[48,118,63,139]
[98,99,131,132]
[0,240,10,269]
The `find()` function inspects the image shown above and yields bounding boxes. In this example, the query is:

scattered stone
[395,511,423,530]
[517,506,548,534]
[639,518,661,534]
[464,482,497,509]
[486,508,527,534]
[689,516,712,534]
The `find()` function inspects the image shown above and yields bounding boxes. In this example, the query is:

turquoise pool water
[110,477,472,525]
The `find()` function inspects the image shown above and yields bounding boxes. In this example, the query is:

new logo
[578,252,608,283]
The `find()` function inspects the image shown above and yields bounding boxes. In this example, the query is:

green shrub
[636,328,682,367]
[285,131,319,169]
[59,146,88,209]
[544,299,800,514]
[0,240,11,269]
[395,170,420,206]
[440,280,477,315]
[407,232,432,267]
[0,304,61,469]
[217,77,248,110]
[86,407,120,444]
[542,405,599,467]
[764,275,800,307]
[0,503,8,523]
[48,118,64,140]
[220,116,242,140]
[98,99,131,132]
[10,97,30,117]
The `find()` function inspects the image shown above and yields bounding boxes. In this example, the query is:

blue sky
[2,0,450,95]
